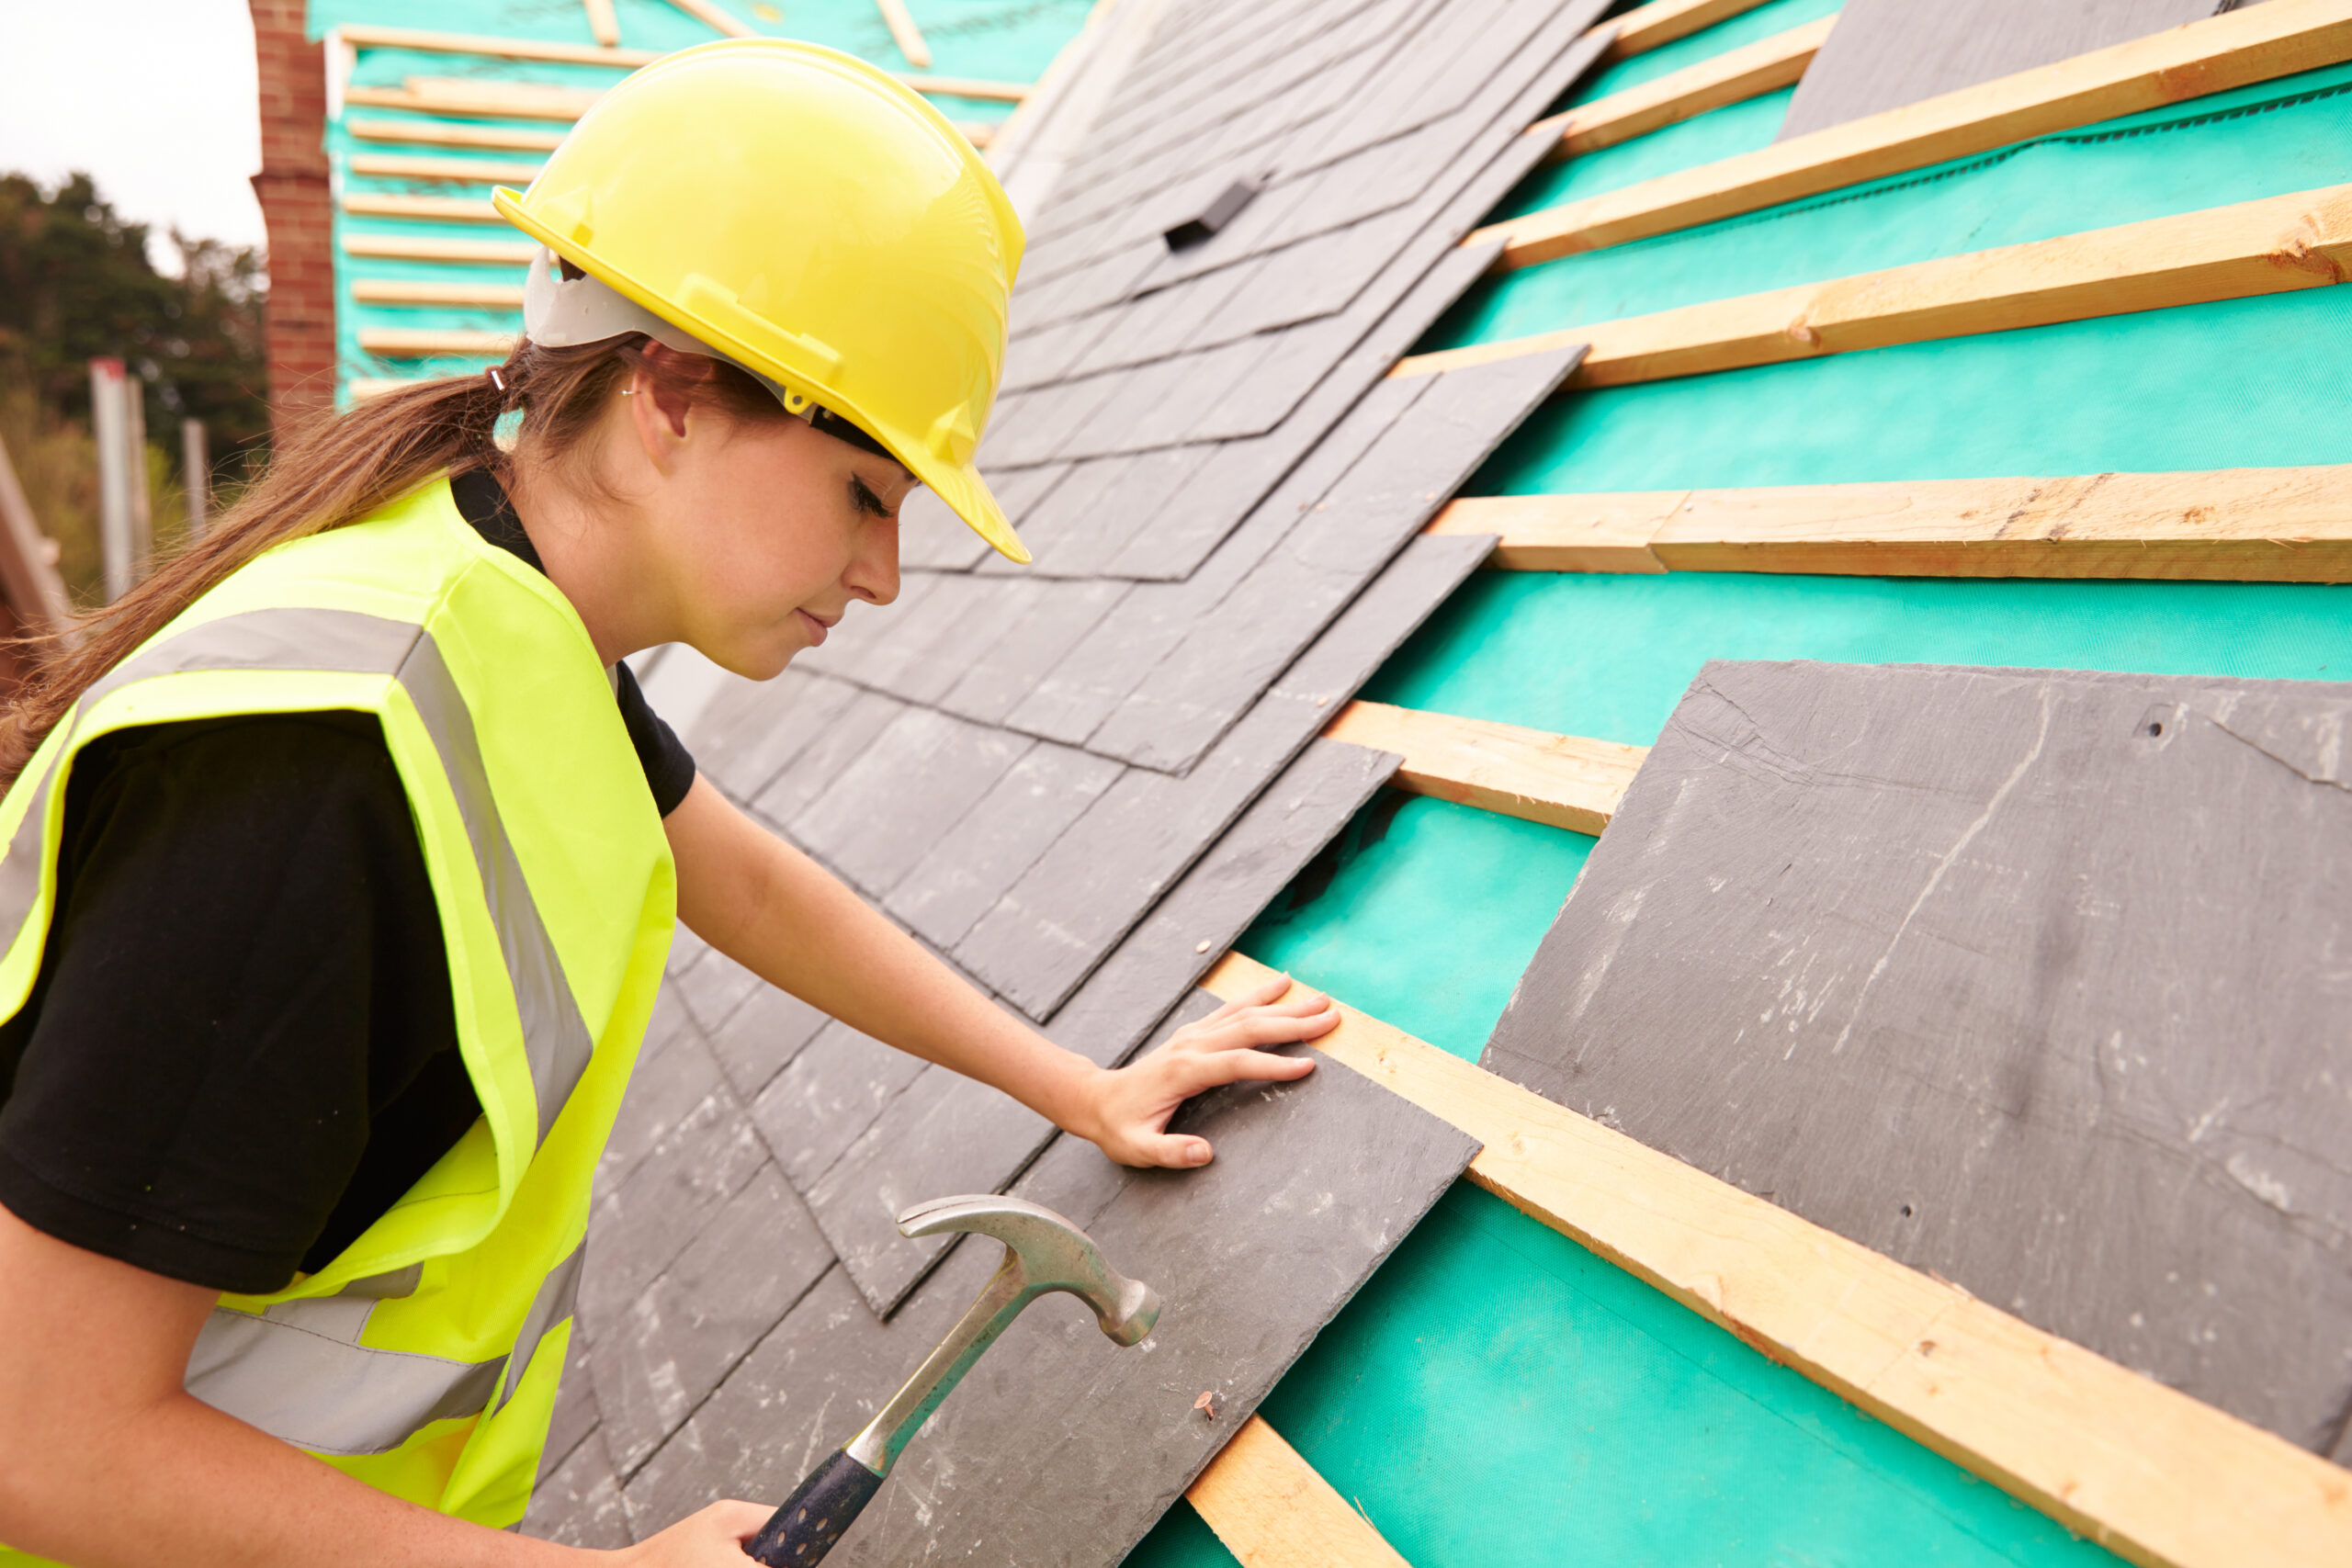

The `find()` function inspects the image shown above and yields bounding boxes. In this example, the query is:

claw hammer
[741,1194,1162,1565]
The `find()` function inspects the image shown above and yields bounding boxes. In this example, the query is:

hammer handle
[741,1450,884,1566]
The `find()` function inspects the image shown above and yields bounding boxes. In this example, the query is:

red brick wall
[250,1,337,438]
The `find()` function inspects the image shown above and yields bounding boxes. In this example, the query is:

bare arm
[666,775,1336,1166]
[0,1202,765,1568]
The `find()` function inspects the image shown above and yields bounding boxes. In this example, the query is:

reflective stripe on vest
[0,605,594,1145]
[187,1244,583,1456]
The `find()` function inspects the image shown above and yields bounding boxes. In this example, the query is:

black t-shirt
[0,471,695,1293]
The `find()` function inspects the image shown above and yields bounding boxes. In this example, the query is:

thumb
[1127,1131,1214,1169]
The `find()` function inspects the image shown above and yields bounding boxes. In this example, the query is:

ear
[628,346,697,470]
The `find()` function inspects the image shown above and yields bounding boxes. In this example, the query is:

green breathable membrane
[1566,0,1847,104]
[1489,85,1795,219]
[1125,19,2352,1568]
[1441,56,2352,349]
[1127,1185,2119,1568]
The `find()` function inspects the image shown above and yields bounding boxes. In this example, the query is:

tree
[0,171,269,481]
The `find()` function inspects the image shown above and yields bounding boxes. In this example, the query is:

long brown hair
[0,336,786,777]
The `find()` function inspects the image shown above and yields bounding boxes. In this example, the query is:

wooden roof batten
[1481,0,2352,268]
[1538,13,1837,159]
[1401,181,2352,393]
[1200,953,2352,1568]
[1422,468,2352,583]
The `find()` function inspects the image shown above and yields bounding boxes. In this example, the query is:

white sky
[0,0,266,271]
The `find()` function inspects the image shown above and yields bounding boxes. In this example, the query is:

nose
[849,513,900,606]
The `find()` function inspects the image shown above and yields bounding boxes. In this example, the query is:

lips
[798,608,831,647]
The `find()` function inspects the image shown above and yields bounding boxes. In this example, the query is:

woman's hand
[1072,974,1338,1168]
[609,1500,775,1565]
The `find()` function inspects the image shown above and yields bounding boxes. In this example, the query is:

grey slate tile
[671,946,763,1036]
[933,578,1126,728]
[788,572,950,691]
[747,686,908,830]
[704,980,831,1102]
[815,738,1394,1314]
[600,1010,728,1197]
[687,670,858,806]
[896,487,994,573]
[749,1019,929,1192]
[886,740,1129,953]
[625,1031,1476,1568]
[591,1164,837,1477]
[997,453,1146,572]
[791,706,1034,897]
[523,1427,635,1549]
[1019,444,1223,581]
[581,1067,769,1343]
[1485,660,2352,1455]
[540,1330,603,1483]
[848,1042,1477,1565]
[1086,344,1585,772]
[882,576,1048,704]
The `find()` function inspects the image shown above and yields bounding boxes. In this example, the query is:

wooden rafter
[1188,1416,1415,1568]
[1480,0,2352,268]
[1603,0,1778,62]
[341,232,537,265]
[1200,953,2352,1568]
[1543,14,1834,159]
[358,328,519,358]
[347,152,546,184]
[1323,701,1644,834]
[350,278,527,308]
[662,0,758,38]
[343,192,503,224]
[336,23,659,67]
[582,0,622,50]
[876,0,933,69]
[1422,468,2352,583]
[347,118,569,153]
[345,78,602,122]
[1405,183,2352,387]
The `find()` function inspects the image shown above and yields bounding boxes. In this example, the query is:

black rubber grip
[741,1450,886,1566]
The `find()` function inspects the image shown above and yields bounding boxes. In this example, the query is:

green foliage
[0,170,269,480]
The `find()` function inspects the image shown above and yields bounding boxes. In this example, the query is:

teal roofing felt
[1132,4,2352,1564]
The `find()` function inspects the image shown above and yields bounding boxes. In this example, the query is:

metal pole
[181,419,209,541]
[122,371,152,581]
[88,358,133,602]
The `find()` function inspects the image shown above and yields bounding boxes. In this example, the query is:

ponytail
[0,334,785,777]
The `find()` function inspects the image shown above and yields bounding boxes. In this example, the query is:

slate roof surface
[524,0,1610,1559]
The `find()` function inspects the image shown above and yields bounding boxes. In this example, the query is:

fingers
[1193,972,1301,1026]
[1190,1008,1340,1053]
[1191,1046,1317,1088]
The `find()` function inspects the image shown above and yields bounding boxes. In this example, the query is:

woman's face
[637,376,915,681]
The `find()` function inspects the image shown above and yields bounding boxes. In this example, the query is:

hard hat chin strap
[519,248,897,465]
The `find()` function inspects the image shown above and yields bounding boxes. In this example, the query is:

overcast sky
[0,0,266,270]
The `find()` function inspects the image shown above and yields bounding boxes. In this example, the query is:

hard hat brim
[492,186,1032,567]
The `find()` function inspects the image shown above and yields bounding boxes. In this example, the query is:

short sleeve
[616,660,699,817]
[0,714,469,1293]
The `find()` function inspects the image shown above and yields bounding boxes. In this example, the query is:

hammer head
[897,1194,1160,1346]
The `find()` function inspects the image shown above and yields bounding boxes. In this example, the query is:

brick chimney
[249,1,337,439]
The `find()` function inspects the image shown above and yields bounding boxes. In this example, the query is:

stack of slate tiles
[526,0,1611,1559]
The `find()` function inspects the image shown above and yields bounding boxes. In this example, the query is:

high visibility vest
[0,477,675,1554]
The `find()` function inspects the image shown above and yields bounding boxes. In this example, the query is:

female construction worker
[0,39,1334,1568]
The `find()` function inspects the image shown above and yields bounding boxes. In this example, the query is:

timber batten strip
[1553,13,1832,153]
[1480,0,2352,268]
[351,278,527,308]
[342,233,537,265]
[343,192,503,225]
[1605,0,1779,62]
[1405,183,2352,387]
[1422,468,2352,583]
[1187,1416,1416,1568]
[348,152,548,184]
[1323,701,1644,834]
[347,118,569,153]
[357,328,518,357]
[1201,953,2352,1568]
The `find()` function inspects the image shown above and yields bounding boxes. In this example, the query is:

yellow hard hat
[492,39,1031,563]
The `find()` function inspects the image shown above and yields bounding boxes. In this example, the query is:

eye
[850,477,894,519]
